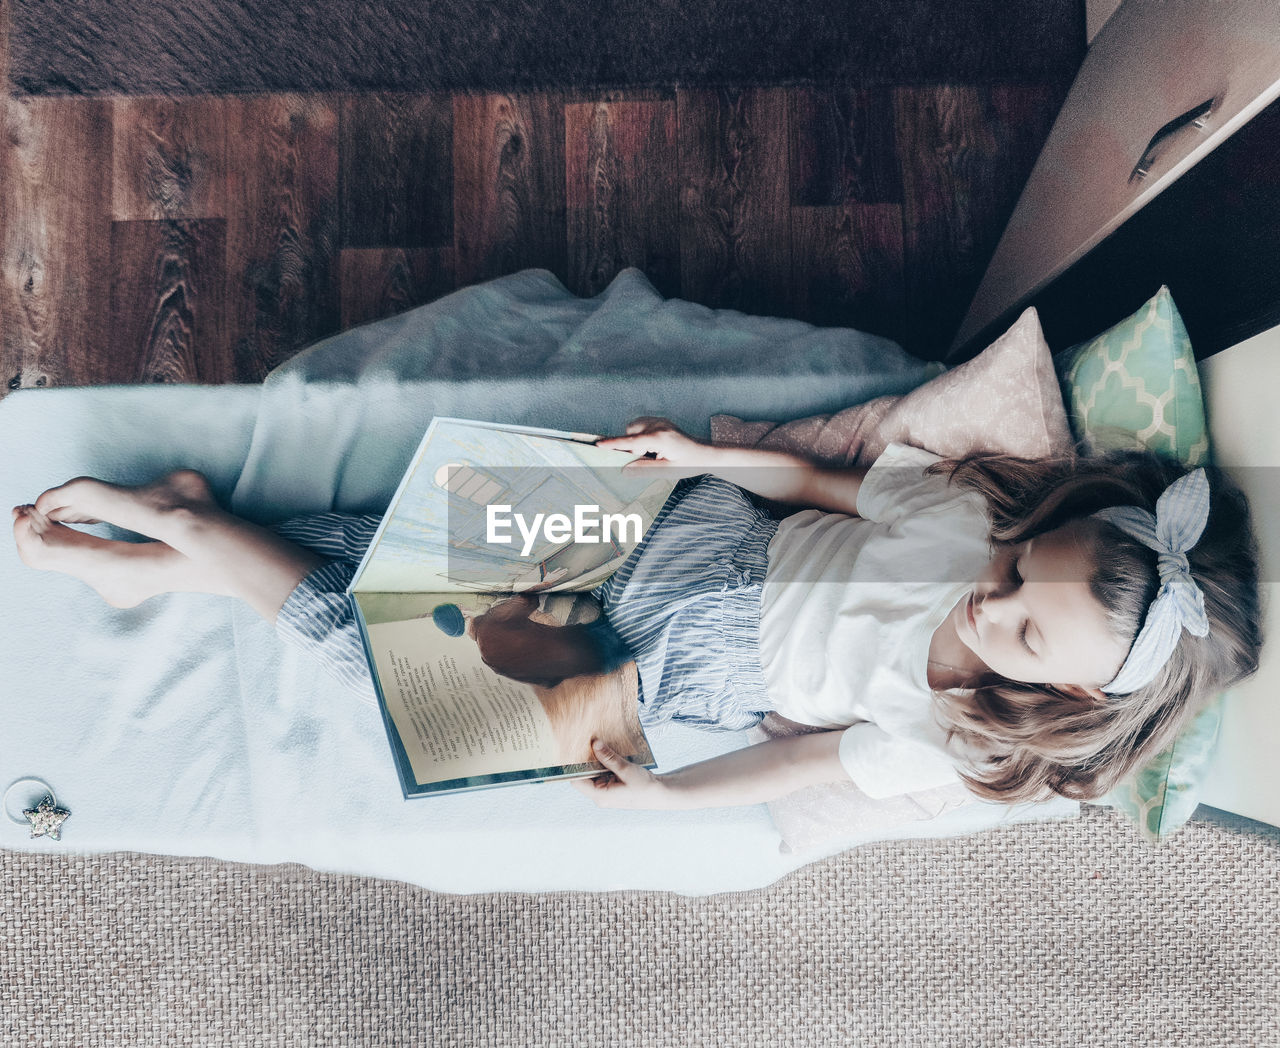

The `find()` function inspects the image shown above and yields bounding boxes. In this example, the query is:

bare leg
[16,504,209,607]
[14,471,325,622]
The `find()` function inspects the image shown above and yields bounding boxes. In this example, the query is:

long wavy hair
[925,449,1263,804]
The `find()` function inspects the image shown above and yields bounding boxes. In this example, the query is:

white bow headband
[1092,468,1211,695]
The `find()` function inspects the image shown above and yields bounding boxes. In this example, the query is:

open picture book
[348,417,678,797]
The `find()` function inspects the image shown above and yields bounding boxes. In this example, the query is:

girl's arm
[570,730,849,811]
[596,417,867,517]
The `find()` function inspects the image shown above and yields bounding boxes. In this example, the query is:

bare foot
[32,469,216,537]
[12,504,190,608]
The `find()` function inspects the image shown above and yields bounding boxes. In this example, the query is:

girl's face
[953,520,1132,697]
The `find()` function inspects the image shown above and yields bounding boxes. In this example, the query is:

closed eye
[1018,620,1035,654]
[1012,555,1036,654]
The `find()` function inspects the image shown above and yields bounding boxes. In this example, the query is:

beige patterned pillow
[716,308,1075,853]
[710,306,1074,468]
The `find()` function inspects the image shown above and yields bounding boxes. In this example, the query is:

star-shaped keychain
[23,795,71,841]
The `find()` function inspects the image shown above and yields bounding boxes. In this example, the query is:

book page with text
[359,591,652,789]
[367,616,561,783]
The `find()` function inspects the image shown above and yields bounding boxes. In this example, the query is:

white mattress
[0,269,1079,894]
[1196,326,1280,828]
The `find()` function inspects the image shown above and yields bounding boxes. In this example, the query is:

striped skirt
[590,475,779,732]
[272,475,780,731]
[272,513,383,705]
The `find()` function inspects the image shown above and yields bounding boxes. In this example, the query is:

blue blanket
[230,268,939,518]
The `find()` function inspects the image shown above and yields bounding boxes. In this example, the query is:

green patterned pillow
[1104,695,1225,841]
[1055,286,1218,840]
[1059,285,1211,468]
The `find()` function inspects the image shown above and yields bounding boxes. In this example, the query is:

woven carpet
[3,805,1276,1047]
[8,0,1085,96]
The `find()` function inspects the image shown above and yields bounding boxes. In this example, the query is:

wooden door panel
[953,0,1280,355]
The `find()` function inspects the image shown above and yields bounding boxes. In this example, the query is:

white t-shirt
[756,442,994,799]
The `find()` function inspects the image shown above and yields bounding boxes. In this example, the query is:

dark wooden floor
[0,0,1069,394]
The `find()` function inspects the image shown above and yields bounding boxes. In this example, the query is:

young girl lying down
[11,417,1263,814]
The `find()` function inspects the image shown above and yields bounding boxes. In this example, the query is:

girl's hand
[570,739,678,809]
[594,417,719,479]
